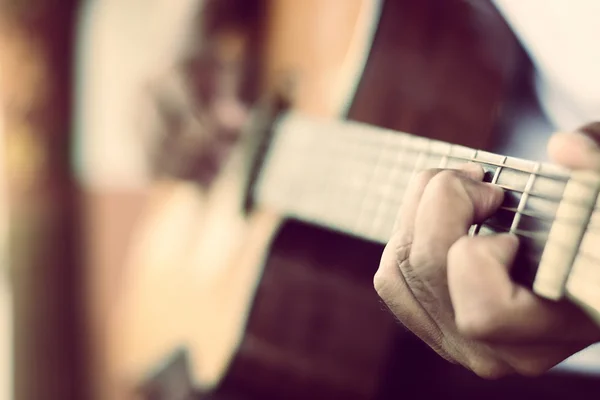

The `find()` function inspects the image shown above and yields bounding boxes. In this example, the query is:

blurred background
[1,0,600,399]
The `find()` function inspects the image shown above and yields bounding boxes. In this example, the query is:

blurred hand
[139,28,256,187]
[374,124,600,378]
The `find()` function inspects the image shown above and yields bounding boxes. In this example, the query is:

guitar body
[106,0,530,398]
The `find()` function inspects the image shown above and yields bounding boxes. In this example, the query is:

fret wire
[498,206,579,224]
[356,191,600,229]
[510,163,539,232]
[270,172,600,241]
[324,137,343,225]
[258,119,600,236]
[333,148,570,204]
[270,185,600,243]
[306,192,600,259]
[415,142,569,183]
[331,146,586,231]
[483,221,548,241]
[415,138,432,177]
[367,204,548,242]
[370,132,401,237]
[299,168,600,231]
[392,143,572,183]
[546,237,600,263]
[390,139,412,234]
[460,156,567,182]
[394,139,432,235]
[438,144,452,168]
[357,201,562,249]
[304,152,585,221]
[469,150,482,236]
[479,155,507,235]
[338,158,567,205]
[491,156,506,184]
[567,251,600,278]
[353,134,387,234]
[356,136,571,182]
[495,184,563,203]
[280,115,599,202]
[410,152,425,181]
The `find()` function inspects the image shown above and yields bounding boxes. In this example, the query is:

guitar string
[287,187,600,264]
[480,221,600,266]
[263,124,600,262]
[336,151,571,203]
[262,121,600,272]
[279,116,600,202]
[265,170,600,267]
[334,173,599,230]
[311,154,567,215]
[312,141,600,215]
[283,191,585,264]
[328,129,600,214]
[284,145,600,238]
[331,129,572,181]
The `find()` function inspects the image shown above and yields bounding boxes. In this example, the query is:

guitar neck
[253,112,600,323]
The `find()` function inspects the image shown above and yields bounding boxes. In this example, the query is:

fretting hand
[374,125,600,378]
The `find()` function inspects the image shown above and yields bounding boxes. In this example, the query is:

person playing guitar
[375,125,600,378]
[375,0,600,378]
[77,0,600,398]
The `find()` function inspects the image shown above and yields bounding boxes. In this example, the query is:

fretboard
[252,112,600,322]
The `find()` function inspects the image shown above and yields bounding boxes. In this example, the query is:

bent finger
[547,122,600,170]
[374,235,455,362]
[410,168,504,277]
[448,234,600,344]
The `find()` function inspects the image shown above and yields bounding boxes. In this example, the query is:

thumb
[447,234,598,343]
[547,122,600,170]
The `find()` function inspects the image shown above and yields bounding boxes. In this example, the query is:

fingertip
[547,132,577,163]
[448,234,521,341]
[548,131,600,170]
[469,182,505,222]
[484,181,506,202]
[449,233,518,271]
[495,232,520,248]
[457,162,485,180]
[488,233,519,266]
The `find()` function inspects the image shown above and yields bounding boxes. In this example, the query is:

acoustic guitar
[103,0,600,399]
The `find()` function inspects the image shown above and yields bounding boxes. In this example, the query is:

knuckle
[454,300,506,341]
[409,235,447,272]
[373,269,390,298]
[411,168,442,189]
[447,236,491,280]
[468,356,513,380]
[510,357,553,377]
[448,236,472,264]
[426,169,463,195]
[453,300,512,342]
[455,310,500,340]
[374,243,400,297]
[407,244,429,270]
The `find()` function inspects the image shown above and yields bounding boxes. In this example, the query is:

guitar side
[102,2,379,397]
[107,208,283,398]
[104,116,286,397]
